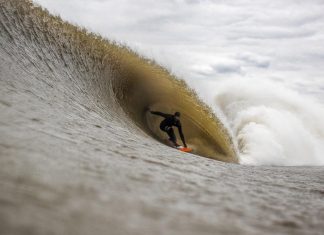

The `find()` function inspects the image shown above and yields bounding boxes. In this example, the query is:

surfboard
[164,139,192,152]
[176,146,192,152]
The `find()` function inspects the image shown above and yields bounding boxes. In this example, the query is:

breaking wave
[0,0,237,163]
[2,1,323,166]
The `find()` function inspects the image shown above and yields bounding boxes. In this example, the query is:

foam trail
[213,78,324,166]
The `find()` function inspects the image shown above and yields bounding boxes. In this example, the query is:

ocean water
[32,0,324,166]
[1,1,324,235]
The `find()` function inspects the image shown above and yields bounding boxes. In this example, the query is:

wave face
[213,78,324,166]
[0,0,236,162]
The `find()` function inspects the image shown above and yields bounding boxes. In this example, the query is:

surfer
[149,109,187,148]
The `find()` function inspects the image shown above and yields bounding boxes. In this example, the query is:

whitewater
[1,1,324,235]
[210,78,324,166]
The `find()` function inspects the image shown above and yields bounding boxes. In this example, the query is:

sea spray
[213,78,324,166]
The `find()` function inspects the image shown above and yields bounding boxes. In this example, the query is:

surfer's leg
[167,128,178,147]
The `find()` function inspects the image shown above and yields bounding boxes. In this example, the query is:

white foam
[212,78,324,166]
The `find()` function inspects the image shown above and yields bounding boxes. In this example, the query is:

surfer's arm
[150,111,168,118]
[177,125,187,147]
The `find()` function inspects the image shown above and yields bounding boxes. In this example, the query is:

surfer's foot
[168,138,178,147]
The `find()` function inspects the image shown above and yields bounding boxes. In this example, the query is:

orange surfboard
[165,139,192,152]
[177,146,192,152]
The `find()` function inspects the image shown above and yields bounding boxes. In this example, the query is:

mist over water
[210,78,324,166]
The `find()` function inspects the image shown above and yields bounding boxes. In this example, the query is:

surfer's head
[174,112,181,118]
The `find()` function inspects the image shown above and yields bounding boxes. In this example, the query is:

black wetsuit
[150,111,186,147]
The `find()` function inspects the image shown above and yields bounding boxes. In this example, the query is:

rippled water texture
[0,1,323,235]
